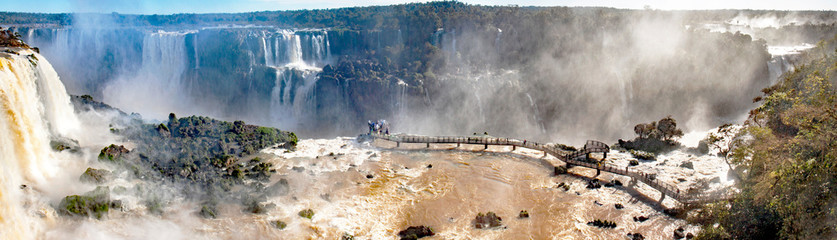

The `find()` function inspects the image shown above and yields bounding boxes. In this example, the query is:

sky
[3,0,837,14]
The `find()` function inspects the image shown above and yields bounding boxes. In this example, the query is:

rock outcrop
[398,226,435,240]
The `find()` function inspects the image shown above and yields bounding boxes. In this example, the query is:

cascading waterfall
[262,29,331,129]
[767,55,791,85]
[0,48,81,239]
[766,44,814,84]
[270,69,319,128]
[101,31,190,119]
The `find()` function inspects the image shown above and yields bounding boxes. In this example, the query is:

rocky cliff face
[14,9,795,143]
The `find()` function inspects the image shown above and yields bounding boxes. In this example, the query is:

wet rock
[199,204,217,219]
[615,204,624,209]
[556,182,570,191]
[678,178,687,182]
[633,216,649,222]
[554,165,568,175]
[272,220,287,229]
[586,179,602,189]
[627,232,645,240]
[109,200,123,210]
[98,144,130,163]
[244,200,275,214]
[612,180,623,186]
[366,174,374,179]
[587,219,616,228]
[50,137,80,153]
[341,233,355,240]
[686,232,694,239]
[679,161,694,169]
[58,186,112,219]
[145,198,164,215]
[79,168,111,184]
[674,227,686,239]
[629,149,656,160]
[266,178,290,196]
[398,226,435,240]
[629,159,639,166]
[427,164,432,168]
[518,210,529,218]
[474,212,502,229]
[299,209,315,219]
[664,208,681,216]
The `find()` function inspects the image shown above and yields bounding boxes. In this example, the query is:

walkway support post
[457,143,460,147]
[397,142,400,148]
[484,144,488,150]
[427,143,430,148]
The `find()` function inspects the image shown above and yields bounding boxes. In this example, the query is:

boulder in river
[398,226,435,240]
[518,210,530,218]
[474,212,502,229]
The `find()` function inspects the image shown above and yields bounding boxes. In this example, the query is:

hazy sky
[3,0,837,14]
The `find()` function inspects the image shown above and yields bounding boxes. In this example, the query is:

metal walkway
[369,133,733,204]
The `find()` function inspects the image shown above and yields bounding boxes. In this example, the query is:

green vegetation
[58,187,112,219]
[298,209,315,219]
[620,116,684,153]
[694,34,837,239]
[272,220,287,229]
[78,109,299,218]
[97,144,129,163]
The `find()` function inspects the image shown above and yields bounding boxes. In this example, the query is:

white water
[101,31,191,120]
[0,48,82,239]
[766,43,815,84]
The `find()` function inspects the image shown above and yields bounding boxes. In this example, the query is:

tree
[705,123,743,181]
[657,116,683,141]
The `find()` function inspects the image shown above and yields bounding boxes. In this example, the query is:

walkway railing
[368,133,733,204]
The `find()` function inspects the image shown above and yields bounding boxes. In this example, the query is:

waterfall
[397,29,403,47]
[0,48,81,239]
[192,33,200,69]
[451,29,457,57]
[324,31,332,63]
[525,93,546,134]
[495,28,502,52]
[767,55,792,85]
[101,31,189,119]
[289,33,303,66]
[270,68,320,128]
[766,44,814,85]
[395,80,408,123]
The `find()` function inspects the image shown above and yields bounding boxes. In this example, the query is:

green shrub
[299,209,314,219]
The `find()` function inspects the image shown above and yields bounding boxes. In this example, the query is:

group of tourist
[368,119,390,135]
